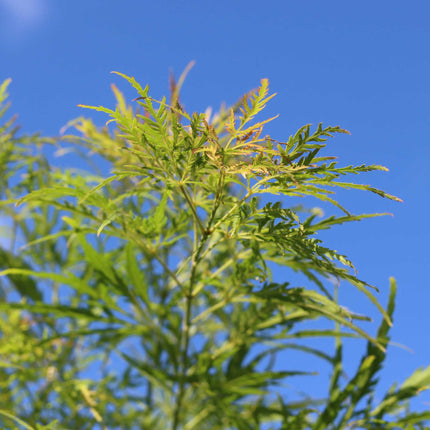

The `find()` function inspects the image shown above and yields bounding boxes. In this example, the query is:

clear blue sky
[1,0,429,410]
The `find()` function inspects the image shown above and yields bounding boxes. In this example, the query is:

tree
[0,70,429,429]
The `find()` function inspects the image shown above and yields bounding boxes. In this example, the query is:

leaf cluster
[0,73,428,429]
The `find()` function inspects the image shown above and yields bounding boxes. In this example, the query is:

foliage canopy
[0,70,429,429]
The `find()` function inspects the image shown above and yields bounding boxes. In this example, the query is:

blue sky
[1,0,429,411]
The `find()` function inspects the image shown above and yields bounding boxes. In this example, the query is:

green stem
[179,183,207,235]
[171,174,225,429]
[211,190,252,233]
[171,237,206,430]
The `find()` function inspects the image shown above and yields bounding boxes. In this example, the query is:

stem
[172,237,206,430]
[211,190,252,233]
[172,292,193,429]
[179,183,206,235]
[171,174,225,429]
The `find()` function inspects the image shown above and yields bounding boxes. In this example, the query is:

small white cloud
[0,0,48,41]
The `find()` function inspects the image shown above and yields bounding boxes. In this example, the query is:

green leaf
[77,104,114,115]
[0,409,36,430]
[111,71,150,100]
[0,268,98,299]
[0,248,42,301]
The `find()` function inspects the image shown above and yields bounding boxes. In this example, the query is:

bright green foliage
[0,73,428,429]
